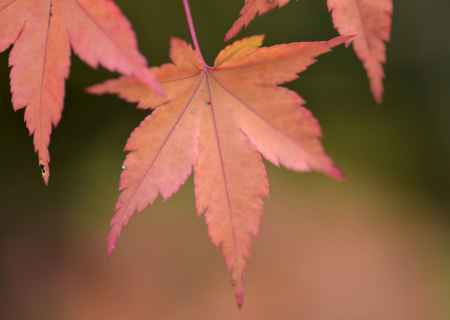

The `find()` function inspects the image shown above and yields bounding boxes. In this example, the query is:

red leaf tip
[329,165,345,181]
[231,272,246,309]
[107,245,115,256]
[234,285,245,309]
[107,231,118,256]
[327,35,354,49]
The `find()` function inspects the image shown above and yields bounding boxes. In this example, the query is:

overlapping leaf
[226,0,393,102]
[0,0,161,183]
[89,35,348,306]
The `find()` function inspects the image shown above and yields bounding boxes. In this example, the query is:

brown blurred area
[1,1,450,319]
[2,177,448,319]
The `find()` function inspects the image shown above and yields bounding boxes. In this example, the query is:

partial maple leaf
[226,0,393,102]
[88,35,348,307]
[225,0,290,41]
[0,0,161,184]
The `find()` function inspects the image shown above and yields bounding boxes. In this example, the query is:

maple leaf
[88,35,348,307]
[0,0,161,184]
[225,0,290,41]
[226,0,393,103]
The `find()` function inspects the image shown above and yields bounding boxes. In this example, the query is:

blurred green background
[1,1,450,319]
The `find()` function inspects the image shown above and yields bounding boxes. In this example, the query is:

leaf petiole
[182,0,209,69]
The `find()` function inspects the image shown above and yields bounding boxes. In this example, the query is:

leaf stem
[182,0,208,68]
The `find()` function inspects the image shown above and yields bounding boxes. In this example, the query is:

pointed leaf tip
[224,0,290,41]
[107,241,116,256]
[231,270,246,309]
[373,89,383,104]
[234,284,245,309]
[107,230,119,256]
[329,165,345,181]
[39,162,50,186]
[327,35,354,49]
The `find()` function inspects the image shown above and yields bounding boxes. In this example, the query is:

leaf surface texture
[89,35,347,307]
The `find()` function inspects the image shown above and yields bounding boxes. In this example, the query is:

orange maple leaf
[226,0,393,103]
[0,0,161,184]
[88,35,348,307]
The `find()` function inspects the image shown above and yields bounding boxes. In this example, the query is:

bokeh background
[1,1,449,319]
